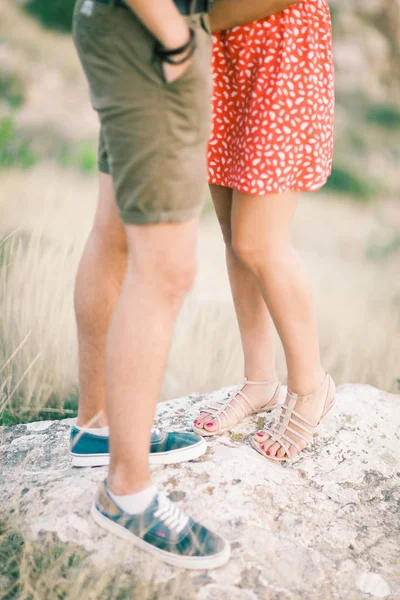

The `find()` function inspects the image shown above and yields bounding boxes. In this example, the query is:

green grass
[0,518,86,600]
[60,141,98,174]
[0,393,78,426]
[0,71,25,110]
[366,104,400,129]
[0,118,37,170]
[22,0,75,33]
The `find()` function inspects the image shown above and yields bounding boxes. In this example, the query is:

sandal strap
[281,405,315,431]
[199,379,280,426]
[245,377,280,386]
[269,425,306,447]
[201,386,252,426]
[270,429,301,451]
[260,373,334,456]
[287,372,328,403]
[278,439,291,455]
[236,389,257,412]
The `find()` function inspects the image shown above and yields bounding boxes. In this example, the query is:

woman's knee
[219,221,233,248]
[232,235,292,271]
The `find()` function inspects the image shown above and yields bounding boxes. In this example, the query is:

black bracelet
[161,40,197,65]
[154,28,196,61]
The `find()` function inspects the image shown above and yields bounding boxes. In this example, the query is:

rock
[1,384,399,599]
[356,572,391,598]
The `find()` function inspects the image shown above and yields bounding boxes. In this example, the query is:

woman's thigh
[209,184,234,243]
[231,190,299,254]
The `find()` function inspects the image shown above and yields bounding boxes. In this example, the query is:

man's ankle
[76,412,108,429]
[107,483,157,515]
[107,471,152,497]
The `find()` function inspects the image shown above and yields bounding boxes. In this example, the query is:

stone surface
[1,384,399,599]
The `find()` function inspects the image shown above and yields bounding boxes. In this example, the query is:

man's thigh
[73,2,212,226]
[125,218,199,278]
[92,173,126,248]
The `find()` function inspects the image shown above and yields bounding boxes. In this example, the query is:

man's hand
[162,59,193,84]
[125,0,189,50]
[209,0,301,33]
[124,0,193,83]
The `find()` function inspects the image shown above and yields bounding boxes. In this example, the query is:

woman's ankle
[287,367,326,397]
[244,368,278,383]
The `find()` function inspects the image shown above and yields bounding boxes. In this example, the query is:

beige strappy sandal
[192,378,281,437]
[251,373,336,462]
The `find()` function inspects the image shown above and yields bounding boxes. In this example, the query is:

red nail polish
[257,433,263,437]
[267,451,271,456]
[206,423,214,427]
[261,445,265,450]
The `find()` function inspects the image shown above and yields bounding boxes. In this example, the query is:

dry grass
[0,165,399,422]
[0,516,194,600]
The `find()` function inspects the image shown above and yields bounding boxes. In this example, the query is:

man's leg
[72,173,206,468]
[74,173,127,429]
[105,218,198,494]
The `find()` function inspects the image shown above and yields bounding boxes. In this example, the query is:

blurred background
[0,0,399,426]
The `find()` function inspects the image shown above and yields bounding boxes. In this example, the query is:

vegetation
[0,118,37,170]
[60,142,98,174]
[22,0,75,33]
[0,71,25,109]
[325,164,376,201]
[0,518,184,600]
[366,103,400,129]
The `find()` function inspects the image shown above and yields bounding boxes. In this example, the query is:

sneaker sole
[70,438,207,468]
[90,504,231,570]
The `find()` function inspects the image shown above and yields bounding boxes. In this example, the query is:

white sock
[108,485,158,515]
[76,425,109,437]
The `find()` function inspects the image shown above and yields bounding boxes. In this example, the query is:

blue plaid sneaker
[91,481,230,570]
[70,427,206,467]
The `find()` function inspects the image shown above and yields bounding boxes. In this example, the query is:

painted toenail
[206,423,213,427]
[257,433,263,437]
[261,445,265,450]
[267,451,271,455]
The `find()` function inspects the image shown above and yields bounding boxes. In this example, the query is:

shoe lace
[153,493,189,535]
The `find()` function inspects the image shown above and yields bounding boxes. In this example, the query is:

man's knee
[130,255,197,303]
[90,220,128,257]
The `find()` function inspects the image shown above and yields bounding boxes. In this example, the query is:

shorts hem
[119,204,204,225]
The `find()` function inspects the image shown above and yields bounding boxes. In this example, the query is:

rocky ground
[0,384,399,599]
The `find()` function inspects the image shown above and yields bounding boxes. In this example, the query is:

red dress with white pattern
[208,0,335,195]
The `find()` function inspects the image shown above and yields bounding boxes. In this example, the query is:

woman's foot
[251,373,336,461]
[193,379,281,436]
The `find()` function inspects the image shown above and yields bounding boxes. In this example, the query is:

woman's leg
[195,185,278,432]
[231,190,327,459]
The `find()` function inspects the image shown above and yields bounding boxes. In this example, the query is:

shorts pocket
[152,50,198,89]
[163,26,212,143]
[73,1,116,41]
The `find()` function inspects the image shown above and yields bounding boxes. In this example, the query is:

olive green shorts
[73,1,212,224]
